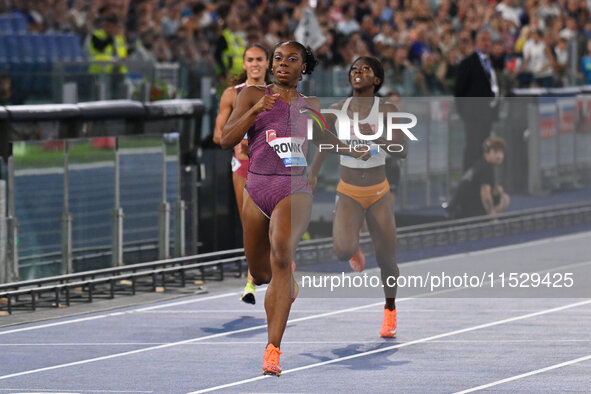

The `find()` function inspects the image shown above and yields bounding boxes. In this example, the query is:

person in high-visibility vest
[88,13,128,75]
[214,5,246,83]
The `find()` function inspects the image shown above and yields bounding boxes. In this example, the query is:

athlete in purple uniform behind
[214,43,270,305]
[221,41,369,376]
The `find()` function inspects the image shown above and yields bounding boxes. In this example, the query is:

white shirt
[523,39,553,77]
[337,19,360,35]
[476,51,499,97]
[339,97,388,169]
[495,2,523,27]
[559,28,576,41]
[555,46,568,66]
[374,33,396,47]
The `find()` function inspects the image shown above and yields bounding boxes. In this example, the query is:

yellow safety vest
[221,28,245,77]
[88,29,128,74]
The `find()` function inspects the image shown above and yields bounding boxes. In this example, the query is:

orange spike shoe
[262,343,282,376]
[380,308,397,338]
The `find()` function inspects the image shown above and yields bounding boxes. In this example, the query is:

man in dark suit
[454,30,499,171]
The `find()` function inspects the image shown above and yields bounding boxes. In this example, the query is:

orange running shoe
[349,246,366,272]
[291,261,298,303]
[262,343,282,376]
[380,308,397,338]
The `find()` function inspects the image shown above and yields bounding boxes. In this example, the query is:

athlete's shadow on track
[301,342,409,371]
[201,316,265,337]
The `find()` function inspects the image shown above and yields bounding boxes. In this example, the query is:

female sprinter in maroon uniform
[222,41,369,376]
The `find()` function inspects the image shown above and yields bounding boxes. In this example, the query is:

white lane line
[454,354,591,393]
[4,255,589,338]
[399,230,591,267]
[0,313,126,336]
[188,299,591,393]
[3,339,591,347]
[0,301,384,381]
[135,307,579,314]
[466,230,591,256]
[2,230,589,336]
[1,259,590,382]
[0,390,152,393]
[0,292,242,336]
[413,339,591,343]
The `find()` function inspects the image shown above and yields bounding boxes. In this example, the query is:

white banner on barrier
[538,100,558,172]
[556,97,576,167]
[576,95,591,167]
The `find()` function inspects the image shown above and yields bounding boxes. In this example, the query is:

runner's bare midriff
[340,165,386,187]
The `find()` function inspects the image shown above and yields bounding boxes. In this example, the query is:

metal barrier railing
[1,202,590,315]
[2,90,590,285]
[0,100,205,283]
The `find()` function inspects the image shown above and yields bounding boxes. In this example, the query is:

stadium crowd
[2,0,591,96]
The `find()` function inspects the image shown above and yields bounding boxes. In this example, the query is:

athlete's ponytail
[302,45,317,75]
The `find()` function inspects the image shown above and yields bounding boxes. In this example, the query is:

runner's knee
[334,240,357,261]
[250,268,272,285]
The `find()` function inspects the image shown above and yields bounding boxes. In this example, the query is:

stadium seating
[0,13,87,100]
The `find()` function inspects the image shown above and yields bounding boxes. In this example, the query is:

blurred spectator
[355,0,372,23]
[455,30,499,171]
[161,0,183,38]
[456,29,473,60]
[554,37,570,86]
[538,0,561,23]
[490,41,510,94]
[560,16,578,41]
[375,0,394,25]
[387,44,416,96]
[408,24,429,64]
[68,0,90,36]
[446,137,510,219]
[28,0,48,32]
[2,0,591,100]
[315,27,336,68]
[518,29,555,87]
[153,34,173,62]
[438,48,460,93]
[438,28,456,55]
[264,13,285,49]
[170,25,199,63]
[87,13,128,75]
[491,41,507,73]
[495,0,523,31]
[359,14,377,55]
[337,3,359,35]
[0,74,25,105]
[417,52,443,95]
[129,29,158,62]
[181,2,213,40]
[514,25,531,54]
[47,0,73,33]
[214,4,246,81]
[582,39,591,84]
[11,0,40,32]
